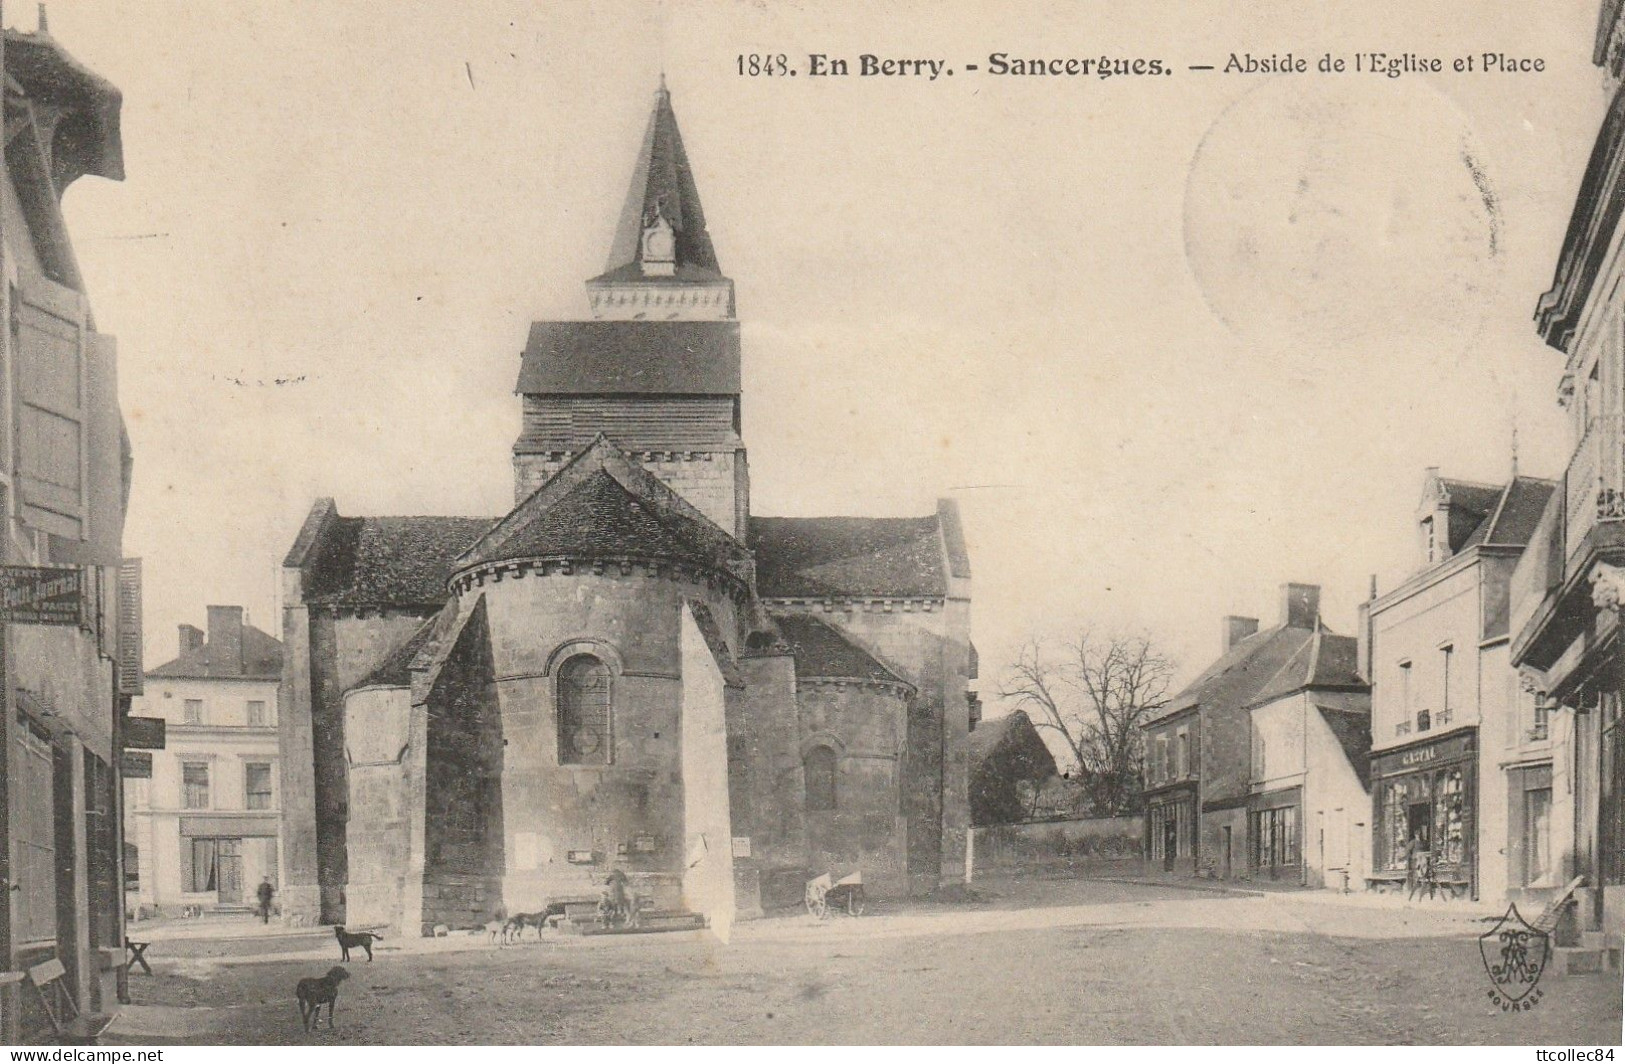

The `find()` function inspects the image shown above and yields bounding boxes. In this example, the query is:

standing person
[256,877,275,924]
[1404,832,1423,902]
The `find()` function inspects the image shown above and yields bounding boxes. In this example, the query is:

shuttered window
[10,717,56,944]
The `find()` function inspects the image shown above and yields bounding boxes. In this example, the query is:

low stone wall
[972,815,1144,877]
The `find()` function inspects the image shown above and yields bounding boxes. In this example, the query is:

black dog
[296,966,350,1031]
[334,925,382,962]
[502,911,545,943]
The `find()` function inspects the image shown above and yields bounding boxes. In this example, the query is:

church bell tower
[512,79,749,536]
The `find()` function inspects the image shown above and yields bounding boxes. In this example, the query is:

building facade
[279,82,975,934]
[0,19,137,1041]
[1141,583,1366,882]
[1510,0,1625,940]
[124,608,282,915]
[1248,656,1371,890]
[1366,471,1553,901]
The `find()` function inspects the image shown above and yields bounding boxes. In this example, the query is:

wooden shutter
[117,558,143,695]
[13,269,86,539]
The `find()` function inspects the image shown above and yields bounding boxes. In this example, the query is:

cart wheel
[806,891,829,920]
[847,887,865,917]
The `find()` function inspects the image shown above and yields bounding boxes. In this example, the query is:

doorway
[1163,819,1177,871]
[1406,803,1431,851]
[216,839,243,904]
[1221,825,1232,878]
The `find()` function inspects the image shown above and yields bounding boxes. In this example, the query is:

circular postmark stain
[1183,77,1504,359]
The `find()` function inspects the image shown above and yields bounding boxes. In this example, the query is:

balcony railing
[1566,413,1625,564]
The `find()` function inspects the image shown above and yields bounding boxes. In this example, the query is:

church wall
[475,568,740,911]
[341,686,412,929]
[420,611,504,934]
[799,681,911,897]
[301,607,438,924]
[731,654,803,910]
[277,589,321,923]
[765,599,974,891]
[679,605,736,938]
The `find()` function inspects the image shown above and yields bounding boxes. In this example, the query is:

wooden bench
[26,958,116,1043]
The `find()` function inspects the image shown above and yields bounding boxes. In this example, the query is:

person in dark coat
[256,877,275,924]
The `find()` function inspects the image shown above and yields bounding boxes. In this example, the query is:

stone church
[277,82,976,934]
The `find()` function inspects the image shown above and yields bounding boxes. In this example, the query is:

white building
[124,607,283,915]
[1364,470,1554,902]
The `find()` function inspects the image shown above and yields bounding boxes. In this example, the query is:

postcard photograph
[0,0,1619,1048]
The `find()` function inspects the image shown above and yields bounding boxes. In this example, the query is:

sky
[12,0,1612,705]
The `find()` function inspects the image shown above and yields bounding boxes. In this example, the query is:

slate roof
[750,515,947,598]
[1459,476,1558,550]
[1249,629,1366,707]
[296,513,496,608]
[1316,704,1373,789]
[516,321,740,396]
[458,435,751,574]
[1149,625,1318,726]
[148,624,283,681]
[1438,477,1505,553]
[4,28,124,184]
[592,82,724,283]
[772,612,911,688]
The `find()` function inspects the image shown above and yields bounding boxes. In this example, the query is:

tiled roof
[591,83,723,283]
[148,624,283,680]
[516,321,740,396]
[772,613,911,688]
[300,514,496,608]
[750,515,946,598]
[459,435,751,574]
[1316,703,1373,790]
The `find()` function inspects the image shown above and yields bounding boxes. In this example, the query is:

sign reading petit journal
[0,566,82,626]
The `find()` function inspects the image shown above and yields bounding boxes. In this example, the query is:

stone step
[1551,946,1617,976]
[559,910,707,936]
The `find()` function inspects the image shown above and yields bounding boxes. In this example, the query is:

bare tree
[1000,631,1174,816]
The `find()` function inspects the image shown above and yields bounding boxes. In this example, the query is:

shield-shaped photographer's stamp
[1479,904,1549,1009]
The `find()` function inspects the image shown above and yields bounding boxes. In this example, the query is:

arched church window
[558,655,612,765]
[805,745,837,812]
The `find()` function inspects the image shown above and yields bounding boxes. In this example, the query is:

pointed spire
[595,78,723,283]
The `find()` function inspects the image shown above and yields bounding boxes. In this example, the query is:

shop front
[1146,783,1196,875]
[1250,785,1303,883]
[1370,729,1477,897]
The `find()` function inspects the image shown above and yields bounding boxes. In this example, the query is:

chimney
[1281,583,1321,630]
[206,605,244,677]
[178,624,204,655]
[1222,615,1259,653]
[1357,574,1377,680]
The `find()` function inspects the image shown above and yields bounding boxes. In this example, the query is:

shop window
[1254,806,1298,869]
[805,746,837,811]
[245,762,273,810]
[1435,768,1465,867]
[182,761,210,809]
[557,655,612,765]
